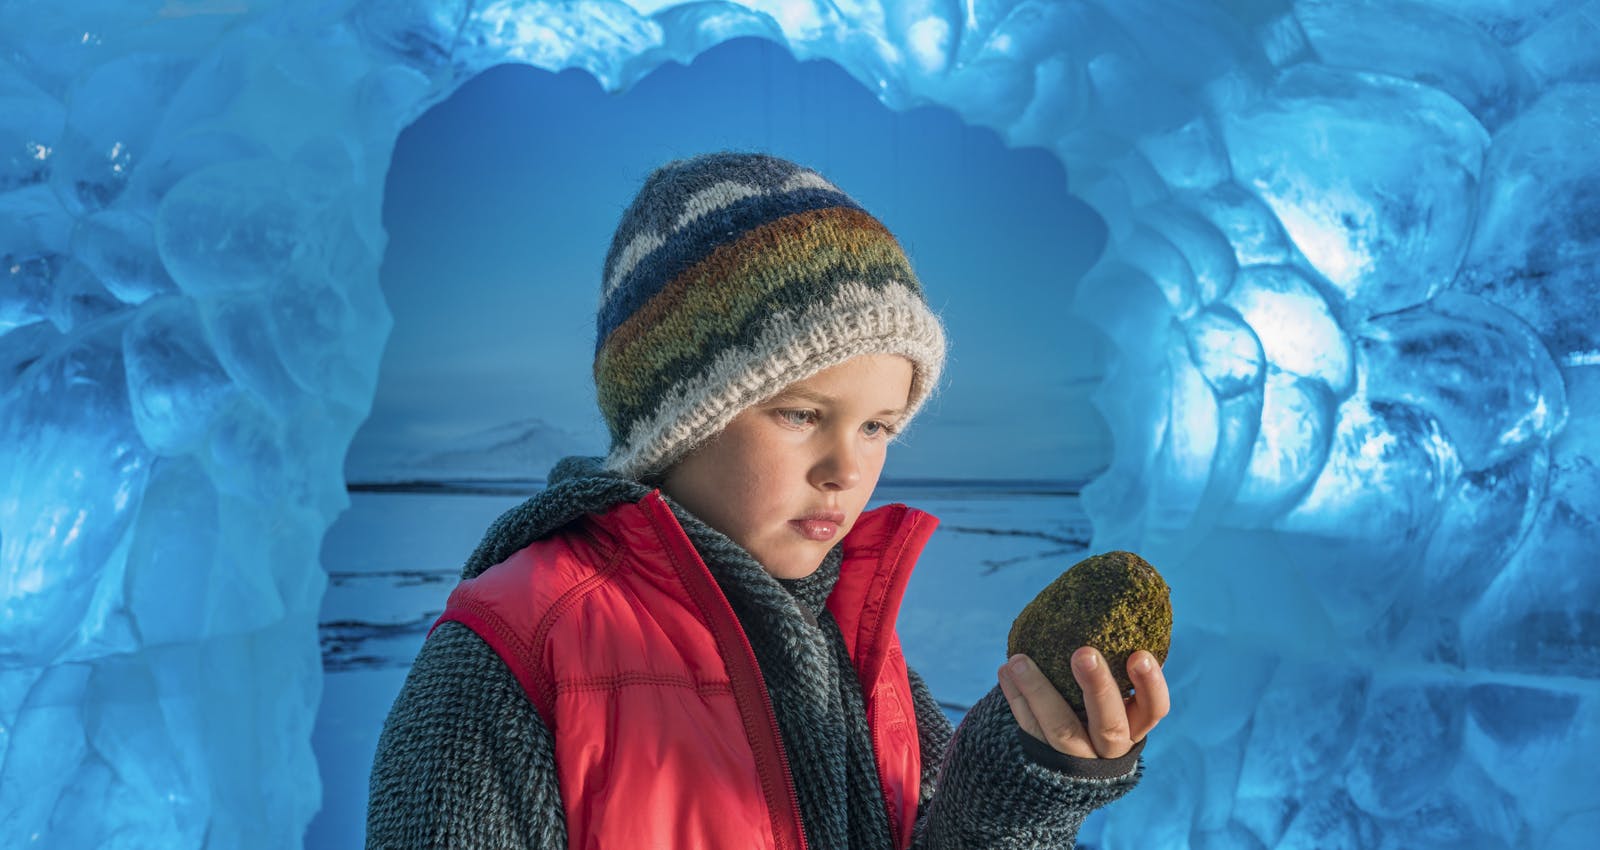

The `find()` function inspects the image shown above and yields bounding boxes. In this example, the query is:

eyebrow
[769,387,905,417]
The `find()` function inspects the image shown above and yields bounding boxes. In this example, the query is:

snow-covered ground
[307,482,1092,848]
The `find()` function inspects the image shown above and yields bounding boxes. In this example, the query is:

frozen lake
[307,481,1094,848]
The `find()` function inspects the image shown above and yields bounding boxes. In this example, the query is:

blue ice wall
[1,1,1596,847]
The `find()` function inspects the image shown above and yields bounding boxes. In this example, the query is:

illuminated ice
[1359,291,1567,471]
[1,1,1596,848]
[1229,370,1336,523]
[1064,4,1595,848]
[1184,307,1263,400]
[1223,264,1353,394]
[1279,398,1460,583]
[1462,451,1600,679]
[1148,328,1219,528]
[1122,223,1201,317]
[1186,182,1296,268]
[1420,447,1547,609]
[1295,0,1518,128]
[1458,85,1600,361]
[1,321,149,665]
[1137,117,1231,192]
[1137,203,1237,305]
[1222,65,1488,316]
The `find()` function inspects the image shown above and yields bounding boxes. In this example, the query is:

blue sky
[355,36,1112,481]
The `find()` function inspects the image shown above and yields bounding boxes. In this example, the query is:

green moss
[1007,550,1172,715]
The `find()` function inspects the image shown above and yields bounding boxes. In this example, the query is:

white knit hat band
[603,281,946,480]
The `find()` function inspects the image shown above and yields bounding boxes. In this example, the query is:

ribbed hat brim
[602,280,945,480]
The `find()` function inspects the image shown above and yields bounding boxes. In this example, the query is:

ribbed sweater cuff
[1018,729,1145,779]
[912,687,1143,848]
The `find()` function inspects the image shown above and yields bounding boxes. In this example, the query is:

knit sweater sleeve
[907,671,1144,849]
[366,621,568,849]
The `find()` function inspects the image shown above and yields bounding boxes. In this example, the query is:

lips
[790,510,846,541]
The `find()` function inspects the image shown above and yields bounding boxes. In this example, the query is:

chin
[764,556,822,580]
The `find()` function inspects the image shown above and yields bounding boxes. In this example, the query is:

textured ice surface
[1222,65,1489,316]
[1279,398,1460,571]
[1223,265,1352,393]
[1,319,150,665]
[1345,682,1465,817]
[1295,0,1521,129]
[2,0,1598,847]
[1184,306,1265,399]
[1360,291,1567,471]
[1458,84,1600,362]
[1231,370,1336,522]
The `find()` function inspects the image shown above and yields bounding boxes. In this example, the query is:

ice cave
[1,0,1596,847]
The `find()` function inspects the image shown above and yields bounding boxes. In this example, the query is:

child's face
[660,354,915,579]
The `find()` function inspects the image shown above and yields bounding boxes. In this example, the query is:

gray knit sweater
[367,458,1144,848]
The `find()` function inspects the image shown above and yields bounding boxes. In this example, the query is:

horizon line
[346,475,1092,496]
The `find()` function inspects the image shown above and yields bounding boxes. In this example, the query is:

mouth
[790,510,846,541]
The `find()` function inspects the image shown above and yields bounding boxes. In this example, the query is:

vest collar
[585,491,941,690]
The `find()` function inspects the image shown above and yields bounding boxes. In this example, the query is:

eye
[777,409,818,427]
[863,420,900,439]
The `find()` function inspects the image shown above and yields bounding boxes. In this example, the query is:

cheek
[858,441,889,483]
[707,435,787,516]
[867,444,890,475]
[852,448,890,505]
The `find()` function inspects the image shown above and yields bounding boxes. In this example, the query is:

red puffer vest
[433,489,939,850]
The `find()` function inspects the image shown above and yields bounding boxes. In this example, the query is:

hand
[996,648,1169,760]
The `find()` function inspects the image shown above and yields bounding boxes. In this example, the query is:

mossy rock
[1007,550,1172,715]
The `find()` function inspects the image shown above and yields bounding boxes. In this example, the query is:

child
[366,152,1168,848]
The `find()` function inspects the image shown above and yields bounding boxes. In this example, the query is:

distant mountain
[345,417,586,484]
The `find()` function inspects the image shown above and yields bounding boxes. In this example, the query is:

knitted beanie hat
[594,152,947,480]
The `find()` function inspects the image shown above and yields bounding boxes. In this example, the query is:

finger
[1072,647,1133,759]
[997,662,1045,743]
[1124,650,1171,742]
[1007,655,1096,759]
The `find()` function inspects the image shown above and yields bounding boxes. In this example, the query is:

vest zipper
[642,493,809,850]
[870,700,903,850]
[756,667,808,850]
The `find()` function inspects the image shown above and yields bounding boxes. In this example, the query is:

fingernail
[1135,654,1154,673]
[1008,656,1028,674]
[1075,649,1098,671]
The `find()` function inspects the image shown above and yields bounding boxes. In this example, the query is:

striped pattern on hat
[594,152,946,479]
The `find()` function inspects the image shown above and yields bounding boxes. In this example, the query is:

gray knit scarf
[460,456,894,849]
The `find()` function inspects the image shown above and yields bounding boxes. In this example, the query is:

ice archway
[1,0,1596,846]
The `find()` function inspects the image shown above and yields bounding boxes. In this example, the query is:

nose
[811,430,862,492]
